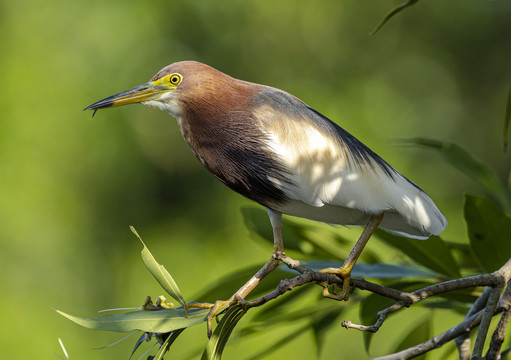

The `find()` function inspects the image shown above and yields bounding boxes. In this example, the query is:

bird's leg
[319,213,384,301]
[204,209,284,336]
[233,209,284,299]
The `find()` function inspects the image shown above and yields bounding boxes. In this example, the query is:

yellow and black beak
[84,78,177,114]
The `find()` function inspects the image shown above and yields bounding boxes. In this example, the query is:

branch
[454,286,492,360]
[341,273,498,333]
[342,259,511,334]
[486,281,511,360]
[370,259,511,359]
[471,280,505,359]
[371,284,511,360]
[220,255,511,359]
[371,306,492,360]
[277,253,410,301]
[244,254,408,308]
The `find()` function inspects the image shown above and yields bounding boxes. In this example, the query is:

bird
[85,60,447,315]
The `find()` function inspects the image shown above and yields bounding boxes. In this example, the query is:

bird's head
[84,61,235,118]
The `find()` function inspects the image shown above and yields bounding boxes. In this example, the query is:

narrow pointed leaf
[464,194,511,272]
[57,338,70,360]
[201,305,246,360]
[405,138,511,211]
[130,226,187,309]
[375,229,460,277]
[138,341,158,359]
[129,332,149,360]
[444,241,479,270]
[152,329,185,360]
[371,0,420,35]
[55,308,209,333]
[96,331,140,350]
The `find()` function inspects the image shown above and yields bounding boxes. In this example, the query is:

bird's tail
[380,176,447,239]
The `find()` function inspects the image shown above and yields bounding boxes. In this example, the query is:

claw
[318,213,384,301]
[318,267,353,301]
[205,298,237,337]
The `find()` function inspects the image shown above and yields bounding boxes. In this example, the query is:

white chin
[142,99,181,118]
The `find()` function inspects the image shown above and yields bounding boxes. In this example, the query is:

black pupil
[171,76,178,83]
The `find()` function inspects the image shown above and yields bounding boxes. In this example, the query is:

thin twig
[471,262,511,359]
[344,260,511,334]
[342,274,497,333]
[219,254,511,359]
[454,287,492,360]
[485,281,511,360]
[471,281,504,359]
[371,306,503,360]
[456,337,471,360]
[372,259,511,359]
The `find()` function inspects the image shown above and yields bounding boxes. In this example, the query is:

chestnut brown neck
[177,79,291,207]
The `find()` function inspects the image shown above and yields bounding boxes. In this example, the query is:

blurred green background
[1,0,510,358]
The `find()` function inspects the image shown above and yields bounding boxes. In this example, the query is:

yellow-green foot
[318,267,353,301]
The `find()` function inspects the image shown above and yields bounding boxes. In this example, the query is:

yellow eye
[168,73,182,85]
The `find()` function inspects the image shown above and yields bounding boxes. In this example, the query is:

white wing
[253,89,447,239]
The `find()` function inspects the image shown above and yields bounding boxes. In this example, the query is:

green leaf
[97,331,140,350]
[55,307,209,333]
[152,329,186,360]
[375,229,461,278]
[129,332,148,360]
[130,226,187,309]
[393,316,431,359]
[201,305,246,360]
[464,194,511,272]
[504,87,511,152]
[56,338,70,360]
[371,0,420,35]
[405,138,511,212]
[444,241,480,271]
